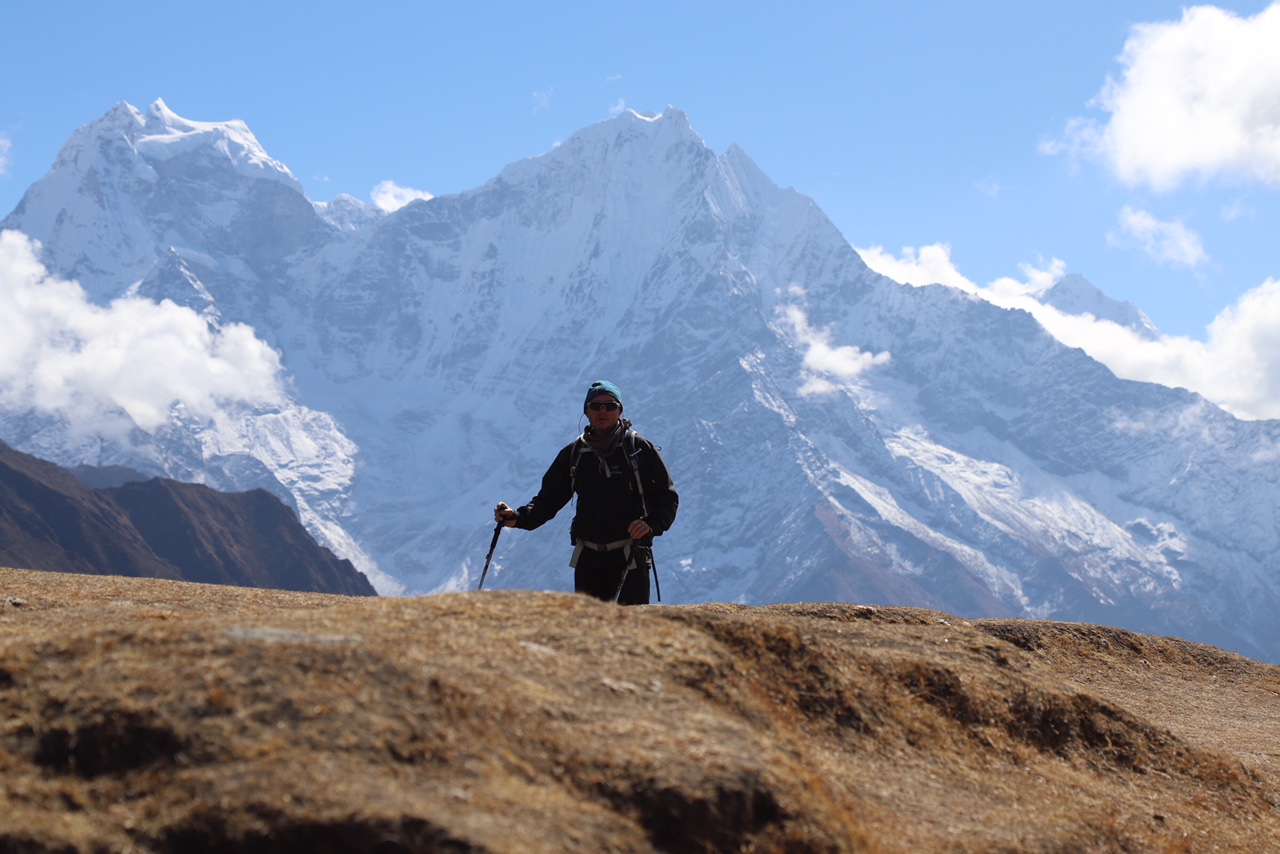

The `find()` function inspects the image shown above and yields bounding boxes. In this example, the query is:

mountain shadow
[0,440,374,595]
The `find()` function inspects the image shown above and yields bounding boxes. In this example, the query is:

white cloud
[857,240,1280,420]
[1048,3,1280,190]
[0,230,286,434]
[975,177,1000,198]
[982,260,1070,314]
[1030,282,1280,421]
[780,302,891,396]
[855,244,979,292]
[1108,206,1209,267]
[533,88,554,112]
[0,134,11,177]
[858,242,1067,305]
[609,99,627,117]
[371,180,434,213]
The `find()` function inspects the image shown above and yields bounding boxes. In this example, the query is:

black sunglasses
[587,401,621,411]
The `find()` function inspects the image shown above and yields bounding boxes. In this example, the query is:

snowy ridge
[3,102,1279,661]
[1035,273,1161,340]
[314,194,385,231]
[133,99,299,188]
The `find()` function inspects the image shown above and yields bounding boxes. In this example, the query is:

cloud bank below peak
[371,180,434,213]
[0,230,287,435]
[858,242,1280,422]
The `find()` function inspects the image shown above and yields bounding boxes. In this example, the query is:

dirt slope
[1,568,1277,852]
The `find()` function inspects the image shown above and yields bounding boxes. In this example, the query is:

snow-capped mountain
[1033,272,1161,340]
[4,100,1279,661]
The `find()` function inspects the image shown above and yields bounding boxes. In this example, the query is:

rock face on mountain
[3,100,1280,660]
[0,441,374,595]
[1,568,1278,852]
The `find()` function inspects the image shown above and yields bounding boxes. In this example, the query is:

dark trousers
[573,545,651,605]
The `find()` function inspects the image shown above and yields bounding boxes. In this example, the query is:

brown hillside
[0,440,374,596]
[1,567,1277,852]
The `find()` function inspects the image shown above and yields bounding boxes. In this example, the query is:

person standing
[494,380,678,605]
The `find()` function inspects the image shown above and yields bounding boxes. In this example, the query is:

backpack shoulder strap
[624,429,649,518]
[568,436,587,495]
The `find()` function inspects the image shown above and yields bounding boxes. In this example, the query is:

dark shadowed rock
[105,479,372,595]
[0,441,373,596]
[0,440,180,581]
[67,464,151,489]
[0,569,1276,852]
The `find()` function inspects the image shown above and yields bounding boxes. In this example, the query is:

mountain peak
[624,104,689,124]
[1037,273,1161,339]
[98,100,149,133]
[131,99,298,189]
[559,104,705,156]
[2,100,321,303]
[146,97,182,126]
[618,105,698,141]
[488,103,714,210]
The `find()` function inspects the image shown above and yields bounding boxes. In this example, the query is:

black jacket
[515,431,678,546]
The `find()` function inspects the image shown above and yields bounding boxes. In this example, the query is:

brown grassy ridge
[1,566,1277,853]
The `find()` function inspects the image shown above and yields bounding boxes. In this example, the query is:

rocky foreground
[1,567,1277,853]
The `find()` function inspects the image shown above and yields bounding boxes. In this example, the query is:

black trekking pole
[651,551,661,603]
[611,542,634,604]
[478,523,502,590]
[612,562,631,604]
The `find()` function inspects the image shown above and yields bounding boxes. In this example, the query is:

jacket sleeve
[515,442,575,531]
[639,439,678,536]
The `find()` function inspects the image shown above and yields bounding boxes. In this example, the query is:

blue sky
[5,1,1280,416]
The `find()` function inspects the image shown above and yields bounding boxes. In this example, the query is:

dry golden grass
[1,568,1277,852]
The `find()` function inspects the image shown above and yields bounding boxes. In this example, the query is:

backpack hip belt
[570,538,635,570]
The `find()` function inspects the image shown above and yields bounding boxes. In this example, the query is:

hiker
[494,380,678,605]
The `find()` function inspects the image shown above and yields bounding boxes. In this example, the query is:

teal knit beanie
[584,380,623,410]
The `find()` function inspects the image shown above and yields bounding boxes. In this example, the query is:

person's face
[586,395,622,432]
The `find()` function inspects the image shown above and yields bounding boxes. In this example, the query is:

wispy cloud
[857,241,1280,420]
[855,244,982,292]
[1108,206,1209,267]
[857,243,1077,310]
[1044,3,1280,190]
[0,134,12,177]
[780,290,891,396]
[974,177,1000,198]
[0,230,285,434]
[533,88,554,112]
[371,180,434,213]
[1220,199,1252,222]
[608,99,627,117]
[606,73,623,83]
